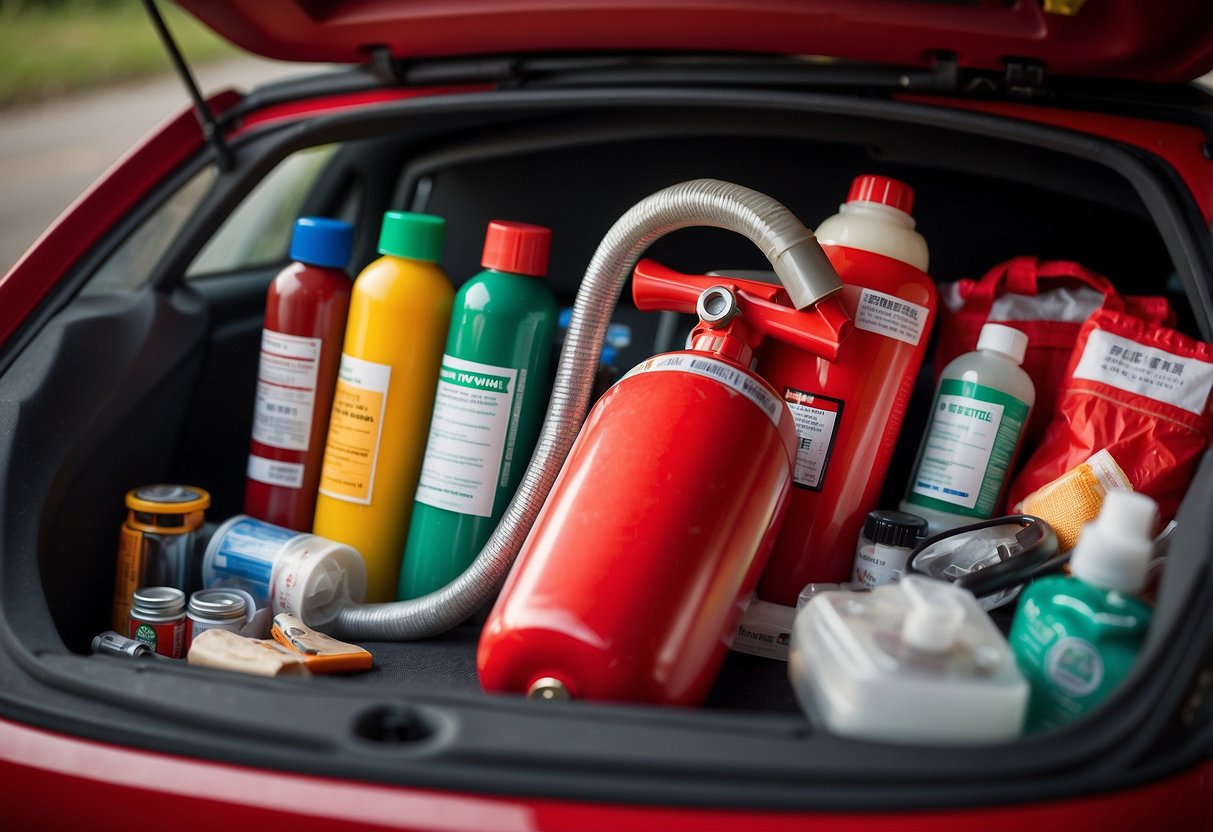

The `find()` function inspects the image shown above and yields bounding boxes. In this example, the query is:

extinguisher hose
[331,178,842,640]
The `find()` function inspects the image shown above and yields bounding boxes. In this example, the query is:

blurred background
[0,0,321,273]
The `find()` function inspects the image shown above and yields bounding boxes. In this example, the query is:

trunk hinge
[1004,59,1048,98]
[142,0,235,172]
[368,46,407,86]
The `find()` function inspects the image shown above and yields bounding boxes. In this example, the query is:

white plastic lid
[976,323,1029,365]
[899,576,966,653]
[1069,490,1157,592]
[271,535,368,628]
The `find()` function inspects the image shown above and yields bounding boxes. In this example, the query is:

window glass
[188,144,340,278]
[81,166,216,297]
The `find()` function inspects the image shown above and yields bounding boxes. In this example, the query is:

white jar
[788,576,1027,744]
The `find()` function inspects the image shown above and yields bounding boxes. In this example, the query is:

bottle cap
[846,174,915,215]
[289,217,353,269]
[131,586,186,615]
[126,485,211,514]
[377,211,446,262]
[481,220,552,277]
[1069,490,1157,593]
[899,576,965,653]
[863,510,928,549]
[976,323,1029,365]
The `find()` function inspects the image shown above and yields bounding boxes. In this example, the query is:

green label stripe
[938,378,1031,419]
[440,364,511,394]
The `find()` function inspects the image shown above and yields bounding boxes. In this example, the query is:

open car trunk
[2,55,1213,817]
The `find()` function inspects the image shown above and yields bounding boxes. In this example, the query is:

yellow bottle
[313,211,452,602]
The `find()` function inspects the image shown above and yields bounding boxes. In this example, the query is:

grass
[0,2,240,109]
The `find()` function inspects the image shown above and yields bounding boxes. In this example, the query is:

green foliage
[0,1,239,108]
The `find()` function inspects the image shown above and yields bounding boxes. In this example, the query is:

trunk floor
[340,618,803,712]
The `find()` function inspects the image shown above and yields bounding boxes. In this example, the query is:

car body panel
[177,0,1213,83]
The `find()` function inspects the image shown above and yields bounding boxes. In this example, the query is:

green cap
[377,211,445,262]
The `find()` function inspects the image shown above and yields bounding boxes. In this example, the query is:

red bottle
[477,263,849,706]
[756,175,937,604]
[244,217,354,532]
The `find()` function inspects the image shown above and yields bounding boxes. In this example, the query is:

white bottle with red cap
[755,175,939,607]
[814,174,929,271]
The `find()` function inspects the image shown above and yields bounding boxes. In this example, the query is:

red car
[2,2,1212,829]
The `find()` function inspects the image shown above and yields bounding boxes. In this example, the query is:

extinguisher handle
[633,259,787,311]
[632,258,851,362]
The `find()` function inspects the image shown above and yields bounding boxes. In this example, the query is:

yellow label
[318,354,391,504]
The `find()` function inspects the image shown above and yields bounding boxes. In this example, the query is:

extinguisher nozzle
[527,676,573,702]
[775,237,845,310]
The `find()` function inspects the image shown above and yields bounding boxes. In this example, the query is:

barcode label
[623,354,785,425]
[854,288,930,346]
[1073,329,1213,415]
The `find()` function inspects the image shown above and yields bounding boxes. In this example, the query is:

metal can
[111,485,210,632]
[129,587,187,659]
[185,588,252,651]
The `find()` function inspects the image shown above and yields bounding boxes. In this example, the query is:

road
[0,55,331,275]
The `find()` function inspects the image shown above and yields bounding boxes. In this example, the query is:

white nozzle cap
[976,323,1029,365]
[1069,490,1158,593]
[899,576,966,653]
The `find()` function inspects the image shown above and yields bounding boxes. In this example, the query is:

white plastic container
[814,174,930,271]
[900,323,1036,535]
[201,515,367,629]
[788,575,1028,744]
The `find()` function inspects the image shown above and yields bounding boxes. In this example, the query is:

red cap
[846,174,914,215]
[481,220,552,277]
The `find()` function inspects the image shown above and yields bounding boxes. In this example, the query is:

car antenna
[141,0,235,172]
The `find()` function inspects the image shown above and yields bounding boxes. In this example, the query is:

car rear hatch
[2,0,1213,825]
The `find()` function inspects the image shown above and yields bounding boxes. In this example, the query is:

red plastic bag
[936,257,1174,447]
[1006,309,1213,524]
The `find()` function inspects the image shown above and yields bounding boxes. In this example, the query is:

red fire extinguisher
[476,261,850,706]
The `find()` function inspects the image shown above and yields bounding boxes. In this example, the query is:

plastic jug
[756,174,937,603]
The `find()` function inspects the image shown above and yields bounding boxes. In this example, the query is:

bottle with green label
[1009,490,1156,733]
[397,220,558,600]
[900,323,1035,536]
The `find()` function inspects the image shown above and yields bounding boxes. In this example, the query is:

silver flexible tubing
[331,178,842,640]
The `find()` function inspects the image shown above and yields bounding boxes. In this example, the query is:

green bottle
[398,220,558,600]
[1009,490,1157,733]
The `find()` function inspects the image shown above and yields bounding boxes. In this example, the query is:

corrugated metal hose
[332,178,842,640]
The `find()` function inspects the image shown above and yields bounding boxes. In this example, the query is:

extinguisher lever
[633,258,851,362]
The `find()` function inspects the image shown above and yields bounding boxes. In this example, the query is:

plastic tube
[331,179,843,640]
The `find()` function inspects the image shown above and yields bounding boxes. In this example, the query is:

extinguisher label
[624,355,784,426]
[854,288,930,346]
[318,354,391,505]
[414,355,520,518]
[782,389,843,491]
[252,330,323,452]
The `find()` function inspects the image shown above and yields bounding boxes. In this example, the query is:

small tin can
[186,588,252,651]
[111,484,210,632]
[129,586,187,659]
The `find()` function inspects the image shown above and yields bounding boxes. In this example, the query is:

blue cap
[289,217,354,269]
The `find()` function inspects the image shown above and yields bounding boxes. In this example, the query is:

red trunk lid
[179,0,1213,84]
